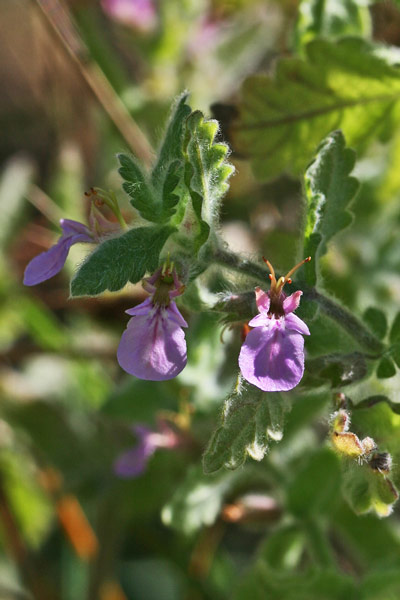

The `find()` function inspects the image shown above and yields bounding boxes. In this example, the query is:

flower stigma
[262,256,311,316]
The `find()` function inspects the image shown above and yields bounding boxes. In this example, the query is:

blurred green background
[3,1,400,599]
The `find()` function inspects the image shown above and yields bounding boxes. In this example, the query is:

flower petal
[285,313,310,336]
[23,230,92,286]
[117,306,187,380]
[60,219,93,238]
[167,302,188,327]
[248,313,271,327]
[283,291,302,314]
[255,287,270,313]
[239,324,305,392]
[125,297,154,316]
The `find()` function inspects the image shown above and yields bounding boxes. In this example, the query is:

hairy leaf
[303,130,359,285]
[233,38,400,180]
[118,94,192,223]
[118,153,158,222]
[152,92,192,186]
[182,110,234,249]
[203,378,288,474]
[70,225,174,296]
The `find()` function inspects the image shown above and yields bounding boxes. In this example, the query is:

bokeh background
[3,1,400,599]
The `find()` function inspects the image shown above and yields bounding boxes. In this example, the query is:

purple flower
[102,0,157,31]
[239,258,311,392]
[114,422,179,478]
[117,266,188,381]
[23,219,94,286]
[24,195,121,286]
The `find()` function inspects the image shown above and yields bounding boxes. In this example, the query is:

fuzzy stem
[305,288,385,355]
[212,246,269,283]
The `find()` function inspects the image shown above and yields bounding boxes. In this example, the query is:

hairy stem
[305,288,385,355]
[212,246,269,283]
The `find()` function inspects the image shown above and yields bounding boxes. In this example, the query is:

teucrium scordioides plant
[24,93,399,517]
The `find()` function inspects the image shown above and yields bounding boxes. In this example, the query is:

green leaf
[363,307,388,340]
[233,38,400,180]
[118,154,182,224]
[203,378,288,474]
[287,448,341,518]
[183,110,234,247]
[70,225,174,296]
[151,92,192,186]
[377,357,396,379]
[161,465,239,535]
[390,311,400,344]
[118,153,158,222]
[303,130,359,285]
[294,0,371,50]
[118,95,192,224]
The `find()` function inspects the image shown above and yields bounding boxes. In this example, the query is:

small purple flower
[117,265,188,381]
[239,258,311,392]
[23,219,94,286]
[102,0,157,31]
[114,421,179,478]
[23,197,121,286]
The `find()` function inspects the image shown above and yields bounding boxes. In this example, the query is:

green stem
[212,246,269,283]
[305,288,385,355]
